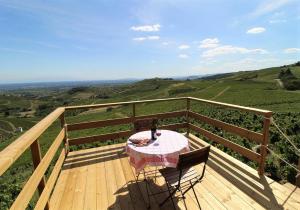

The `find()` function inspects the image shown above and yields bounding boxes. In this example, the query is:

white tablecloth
[126,130,190,173]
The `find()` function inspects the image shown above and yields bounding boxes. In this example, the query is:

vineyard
[0,62,300,209]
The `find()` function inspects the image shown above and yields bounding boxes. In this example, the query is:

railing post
[258,113,272,175]
[30,140,50,210]
[60,112,69,155]
[132,103,136,131]
[186,98,190,136]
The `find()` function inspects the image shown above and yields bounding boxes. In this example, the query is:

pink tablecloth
[126,130,190,173]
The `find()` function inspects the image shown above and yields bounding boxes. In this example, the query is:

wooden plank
[189,111,263,144]
[0,107,65,176]
[159,123,188,131]
[67,111,186,132]
[65,97,186,110]
[111,144,134,210]
[10,128,65,210]
[60,112,69,154]
[189,97,272,117]
[118,149,150,209]
[135,111,186,121]
[83,157,97,210]
[30,140,49,210]
[68,130,133,146]
[189,134,300,210]
[196,166,255,209]
[71,164,88,210]
[35,148,66,210]
[186,98,190,135]
[67,117,133,131]
[57,164,78,210]
[96,148,109,209]
[104,144,122,210]
[189,124,261,163]
[49,157,73,209]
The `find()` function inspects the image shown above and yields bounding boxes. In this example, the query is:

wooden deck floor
[49,134,300,210]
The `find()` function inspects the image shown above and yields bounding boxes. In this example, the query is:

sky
[0,0,299,83]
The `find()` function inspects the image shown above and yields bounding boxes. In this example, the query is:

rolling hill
[0,62,300,209]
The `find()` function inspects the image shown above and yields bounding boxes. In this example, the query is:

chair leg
[145,179,151,209]
[190,181,201,209]
[159,185,177,209]
[143,170,151,209]
[179,188,188,210]
[181,179,199,196]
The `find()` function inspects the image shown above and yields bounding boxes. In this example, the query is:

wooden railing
[0,97,272,209]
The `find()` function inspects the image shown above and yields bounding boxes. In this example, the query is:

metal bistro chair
[134,118,158,132]
[158,145,210,209]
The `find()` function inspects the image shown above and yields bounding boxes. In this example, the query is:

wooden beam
[68,130,134,146]
[186,98,190,135]
[67,117,133,131]
[132,103,136,118]
[189,124,261,163]
[188,97,272,117]
[10,128,65,210]
[67,111,186,131]
[135,111,186,121]
[30,141,49,210]
[0,107,64,176]
[259,116,271,175]
[60,113,69,154]
[159,123,188,131]
[34,148,66,210]
[69,122,187,146]
[188,111,263,144]
[65,97,187,110]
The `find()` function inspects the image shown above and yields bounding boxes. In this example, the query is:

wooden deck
[49,134,300,210]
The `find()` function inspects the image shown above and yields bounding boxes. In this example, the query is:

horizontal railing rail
[0,96,272,209]
[0,107,65,176]
[188,111,263,144]
[67,110,186,131]
[189,124,261,162]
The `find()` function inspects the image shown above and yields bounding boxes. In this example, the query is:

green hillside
[0,62,300,209]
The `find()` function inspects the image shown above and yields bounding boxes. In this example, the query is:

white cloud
[199,38,219,48]
[247,27,266,34]
[130,24,161,32]
[192,58,298,74]
[148,36,160,40]
[178,44,190,50]
[133,37,147,41]
[269,19,287,23]
[178,54,189,59]
[162,42,169,45]
[269,11,287,23]
[250,0,294,17]
[133,36,160,41]
[202,45,268,58]
[0,47,33,54]
[284,48,300,53]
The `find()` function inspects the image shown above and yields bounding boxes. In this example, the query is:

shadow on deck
[49,134,300,210]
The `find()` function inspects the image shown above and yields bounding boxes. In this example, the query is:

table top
[126,130,189,155]
[126,130,190,172]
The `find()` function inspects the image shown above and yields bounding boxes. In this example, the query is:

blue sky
[0,0,299,83]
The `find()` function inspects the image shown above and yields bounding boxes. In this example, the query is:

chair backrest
[177,146,210,170]
[134,118,158,132]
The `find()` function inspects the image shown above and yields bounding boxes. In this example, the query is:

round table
[126,130,190,173]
